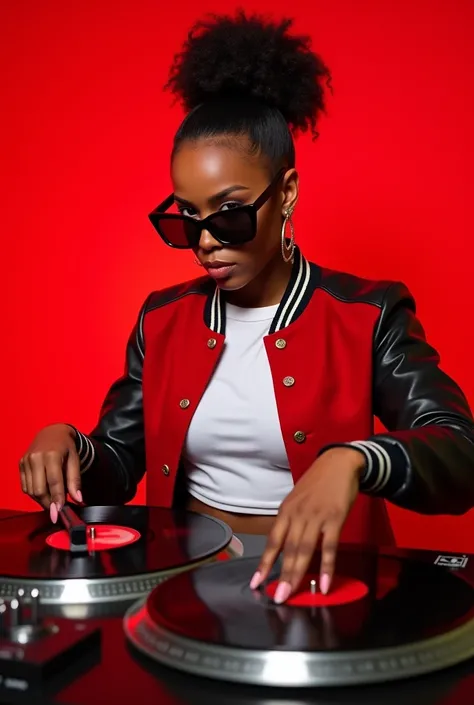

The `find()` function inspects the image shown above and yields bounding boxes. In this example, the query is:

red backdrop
[1,0,473,551]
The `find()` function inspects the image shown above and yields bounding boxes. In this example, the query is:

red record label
[46,524,141,552]
[265,574,369,607]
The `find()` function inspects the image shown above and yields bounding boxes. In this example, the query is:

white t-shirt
[182,302,294,514]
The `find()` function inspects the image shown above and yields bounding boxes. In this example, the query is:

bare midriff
[186,496,276,535]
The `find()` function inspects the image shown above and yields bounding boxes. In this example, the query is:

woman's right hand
[19,424,83,523]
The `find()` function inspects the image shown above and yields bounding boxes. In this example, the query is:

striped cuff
[67,426,96,474]
[319,438,409,498]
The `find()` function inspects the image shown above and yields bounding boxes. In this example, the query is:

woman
[19,12,474,605]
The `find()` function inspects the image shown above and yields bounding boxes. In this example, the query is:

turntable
[0,505,243,615]
[0,507,473,705]
[0,504,243,699]
[124,546,474,687]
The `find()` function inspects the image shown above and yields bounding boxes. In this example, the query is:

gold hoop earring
[281,208,295,263]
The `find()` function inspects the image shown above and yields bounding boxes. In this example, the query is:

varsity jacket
[75,247,474,545]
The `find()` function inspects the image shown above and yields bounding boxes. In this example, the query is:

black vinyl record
[0,505,232,581]
[144,552,474,652]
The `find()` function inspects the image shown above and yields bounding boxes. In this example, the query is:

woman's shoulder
[142,274,213,315]
[313,261,413,311]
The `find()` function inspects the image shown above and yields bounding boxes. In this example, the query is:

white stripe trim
[274,254,304,332]
[210,287,218,332]
[347,441,373,482]
[285,257,311,328]
[216,288,222,334]
[76,429,84,457]
[356,441,388,493]
[210,286,224,334]
[80,436,95,474]
[80,433,91,466]
[363,440,392,492]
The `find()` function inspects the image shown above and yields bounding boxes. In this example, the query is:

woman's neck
[225,254,293,308]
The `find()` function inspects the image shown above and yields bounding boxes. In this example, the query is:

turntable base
[124,551,474,687]
[0,510,473,705]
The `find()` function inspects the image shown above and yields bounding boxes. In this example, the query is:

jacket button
[283,376,295,387]
[162,464,170,476]
[275,338,286,349]
[179,399,190,409]
[293,431,306,444]
[207,338,217,349]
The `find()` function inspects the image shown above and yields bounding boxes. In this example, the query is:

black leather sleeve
[348,283,474,514]
[71,297,150,505]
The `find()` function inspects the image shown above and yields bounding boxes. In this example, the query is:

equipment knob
[16,588,26,624]
[30,588,40,625]
[0,599,6,636]
[3,588,49,643]
[9,598,20,629]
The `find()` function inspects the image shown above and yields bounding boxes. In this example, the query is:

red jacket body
[78,249,474,544]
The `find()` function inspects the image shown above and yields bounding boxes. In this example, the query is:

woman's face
[171,137,298,293]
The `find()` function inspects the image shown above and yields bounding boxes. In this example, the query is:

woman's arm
[345,283,474,514]
[253,283,474,600]
[71,296,151,505]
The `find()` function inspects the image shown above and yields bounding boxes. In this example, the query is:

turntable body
[0,510,472,705]
[0,506,241,615]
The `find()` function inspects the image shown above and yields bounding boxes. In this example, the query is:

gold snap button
[283,376,295,387]
[275,338,286,349]
[207,338,217,349]
[162,464,170,476]
[179,399,190,409]
[293,431,306,443]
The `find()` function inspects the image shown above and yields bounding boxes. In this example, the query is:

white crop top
[182,302,294,514]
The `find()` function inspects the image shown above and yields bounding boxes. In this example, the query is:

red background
[1,0,473,551]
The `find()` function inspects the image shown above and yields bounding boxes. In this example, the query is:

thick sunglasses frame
[148,168,285,249]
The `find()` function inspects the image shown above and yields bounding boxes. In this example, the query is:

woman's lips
[205,264,236,280]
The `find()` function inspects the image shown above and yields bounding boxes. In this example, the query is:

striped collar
[204,247,319,335]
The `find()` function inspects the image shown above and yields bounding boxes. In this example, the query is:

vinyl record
[124,550,474,687]
[0,506,234,608]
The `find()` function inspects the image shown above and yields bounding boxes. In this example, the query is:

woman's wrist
[61,424,78,441]
[318,446,367,478]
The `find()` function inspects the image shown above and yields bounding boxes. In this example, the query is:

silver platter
[124,595,474,687]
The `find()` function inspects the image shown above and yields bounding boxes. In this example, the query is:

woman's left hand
[249,447,365,604]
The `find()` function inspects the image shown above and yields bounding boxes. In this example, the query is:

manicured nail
[50,503,58,524]
[249,571,262,590]
[320,573,330,595]
[274,581,292,604]
[76,490,83,503]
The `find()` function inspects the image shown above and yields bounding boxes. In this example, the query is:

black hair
[166,11,332,173]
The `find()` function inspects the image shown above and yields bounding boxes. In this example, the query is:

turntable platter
[124,550,474,686]
[0,506,240,609]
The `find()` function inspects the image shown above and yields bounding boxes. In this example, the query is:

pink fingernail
[50,503,58,524]
[274,581,292,604]
[320,573,330,595]
[76,490,83,503]
[249,571,262,590]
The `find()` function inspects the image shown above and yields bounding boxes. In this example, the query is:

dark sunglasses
[148,168,285,249]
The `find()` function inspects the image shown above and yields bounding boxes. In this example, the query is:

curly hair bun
[167,11,331,135]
